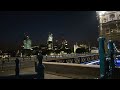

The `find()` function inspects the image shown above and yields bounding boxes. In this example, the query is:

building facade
[97,11,120,50]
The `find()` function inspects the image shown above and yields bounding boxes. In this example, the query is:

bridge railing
[0,54,44,79]
[44,54,99,64]
[0,56,36,71]
[0,54,99,71]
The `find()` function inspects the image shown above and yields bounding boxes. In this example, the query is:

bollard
[36,51,45,79]
[30,55,32,60]
[35,60,37,72]
[15,58,20,78]
[8,57,9,62]
[8,53,10,62]
[99,37,106,79]
[45,54,47,60]
[1,59,5,71]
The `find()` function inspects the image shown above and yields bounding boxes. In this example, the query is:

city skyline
[0,11,99,50]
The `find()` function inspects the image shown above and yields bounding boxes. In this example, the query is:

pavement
[0,67,71,79]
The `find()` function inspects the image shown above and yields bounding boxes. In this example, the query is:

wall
[43,62,100,79]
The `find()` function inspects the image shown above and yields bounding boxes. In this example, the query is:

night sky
[0,11,98,50]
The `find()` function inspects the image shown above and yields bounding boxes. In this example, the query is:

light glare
[96,11,106,16]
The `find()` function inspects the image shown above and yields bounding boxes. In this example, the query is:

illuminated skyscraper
[22,33,32,56]
[47,32,53,50]
[23,35,32,50]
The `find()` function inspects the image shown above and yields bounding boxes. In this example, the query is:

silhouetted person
[37,51,43,64]
[2,54,5,71]
[36,51,45,79]
[15,58,20,78]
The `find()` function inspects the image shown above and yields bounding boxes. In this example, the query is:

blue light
[84,59,120,67]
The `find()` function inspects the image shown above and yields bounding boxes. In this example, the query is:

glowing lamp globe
[96,11,106,16]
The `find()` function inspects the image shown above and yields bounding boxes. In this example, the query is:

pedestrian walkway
[0,67,71,79]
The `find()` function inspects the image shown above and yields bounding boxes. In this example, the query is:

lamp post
[96,11,108,53]
[96,11,106,37]
[97,11,108,79]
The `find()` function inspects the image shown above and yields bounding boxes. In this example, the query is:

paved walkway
[0,67,71,79]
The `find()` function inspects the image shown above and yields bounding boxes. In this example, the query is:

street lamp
[96,11,106,36]
[97,11,106,16]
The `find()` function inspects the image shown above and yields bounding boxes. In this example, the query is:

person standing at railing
[36,50,45,79]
